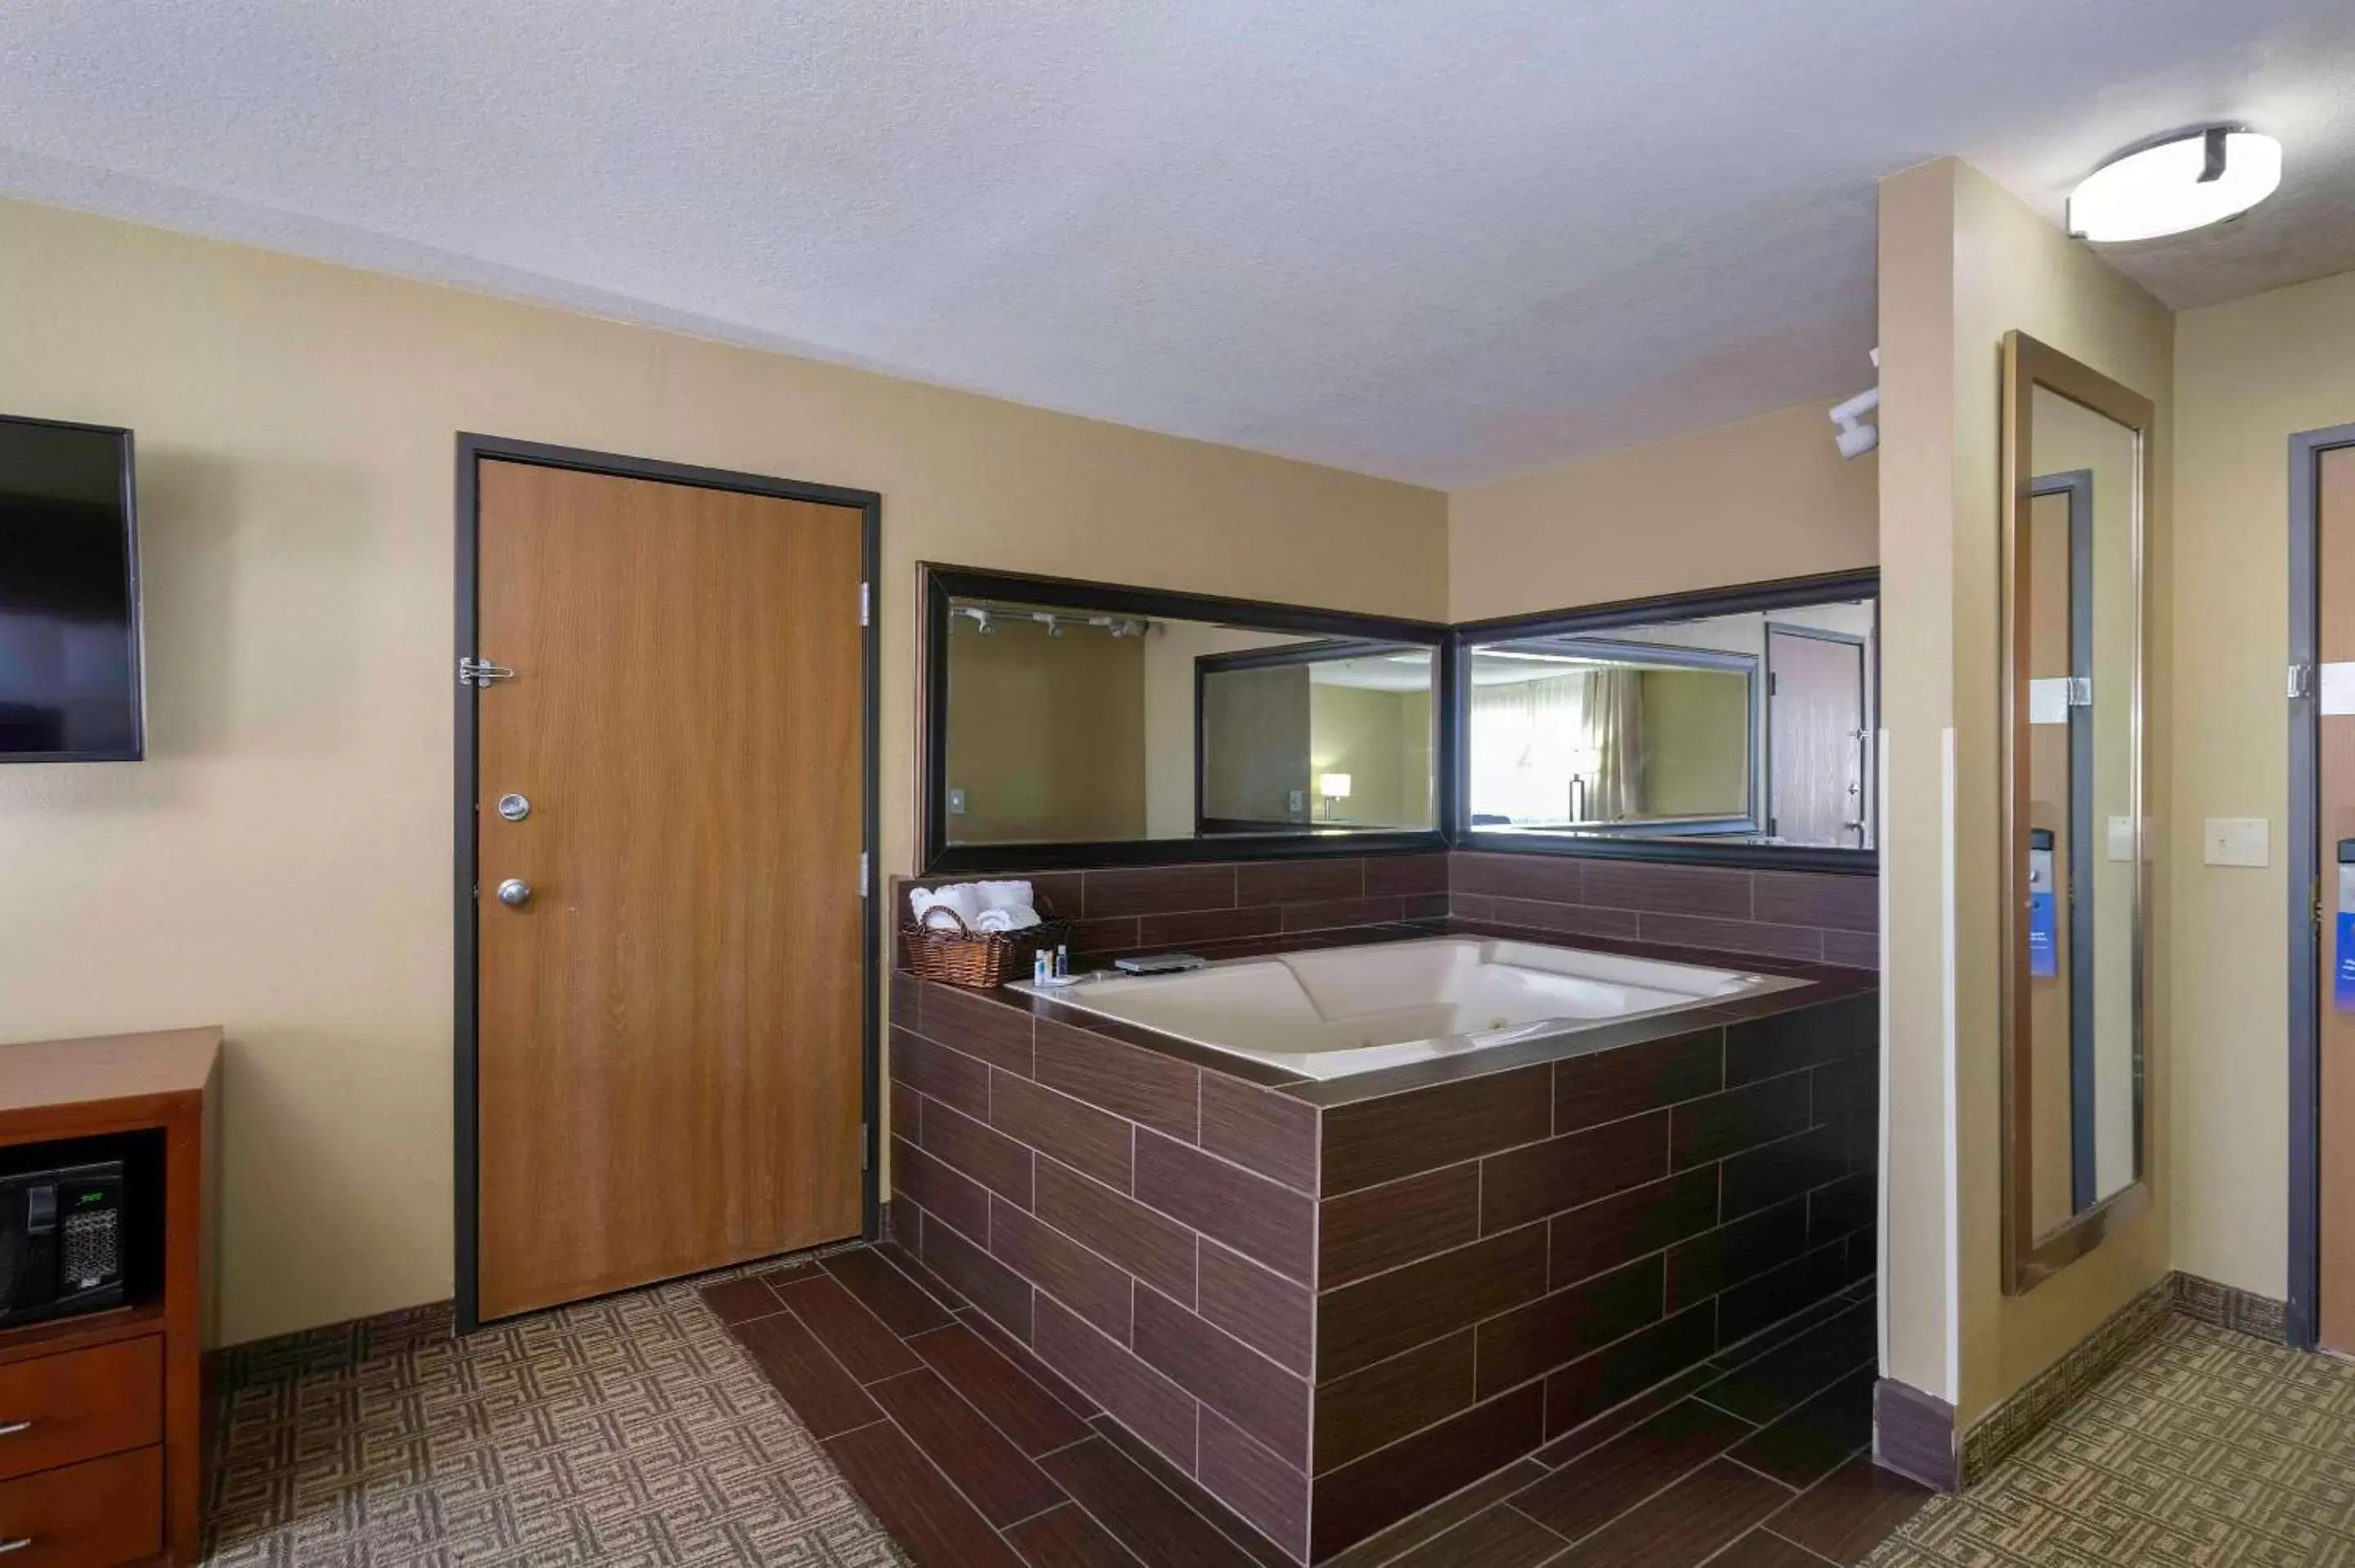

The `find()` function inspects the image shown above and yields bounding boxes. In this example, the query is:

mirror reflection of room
[940,595,1435,847]
[1465,600,1876,849]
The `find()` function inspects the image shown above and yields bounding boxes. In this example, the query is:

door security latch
[457,657,515,688]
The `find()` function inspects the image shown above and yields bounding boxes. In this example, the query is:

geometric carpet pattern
[201,1267,908,1567]
[1869,1315,2355,1567]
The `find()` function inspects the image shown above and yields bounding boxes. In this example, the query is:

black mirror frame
[918,564,1454,872]
[1447,568,1882,876]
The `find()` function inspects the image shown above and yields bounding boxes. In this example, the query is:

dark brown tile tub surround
[888,930,1877,1563]
[1449,852,1877,969]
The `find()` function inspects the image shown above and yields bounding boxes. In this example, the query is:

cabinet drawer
[0,1338,162,1483]
[0,1445,160,1568]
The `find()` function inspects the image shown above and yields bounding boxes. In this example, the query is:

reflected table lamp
[1318,773,1352,822]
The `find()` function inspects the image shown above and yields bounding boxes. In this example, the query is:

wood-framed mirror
[2000,330,2155,1293]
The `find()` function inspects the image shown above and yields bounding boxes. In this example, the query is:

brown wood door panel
[2320,445,2355,1354]
[474,459,865,1321]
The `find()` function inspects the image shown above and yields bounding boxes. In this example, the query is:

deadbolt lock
[496,793,531,822]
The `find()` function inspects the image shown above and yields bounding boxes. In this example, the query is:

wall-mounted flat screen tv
[0,415,143,761]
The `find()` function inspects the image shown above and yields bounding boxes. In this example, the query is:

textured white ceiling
[1,1,2349,486]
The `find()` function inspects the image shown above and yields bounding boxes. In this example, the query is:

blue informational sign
[2028,891,2058,979]
[2337,910,2355,1013]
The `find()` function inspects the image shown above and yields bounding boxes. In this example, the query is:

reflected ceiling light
[2067,127,2281,242]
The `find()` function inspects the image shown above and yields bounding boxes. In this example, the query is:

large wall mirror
[920,566,1447,871]
[1451,572,1879,873]
[2001,330,2154,1292]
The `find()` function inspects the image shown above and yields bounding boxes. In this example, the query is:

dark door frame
[1762,620,1869,849]
[2288,421,2355,1351]
[451,432,883,1333]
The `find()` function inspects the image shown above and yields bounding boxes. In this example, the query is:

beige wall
[1308,683,1427,827]
[1447,400,1879,621]
[0,198,1447,1344]
[1142,624,1302,836]
[943,616,1146,844]
[1636,669,1749,817]
[1877,158,2174,1422]
[2171,267,2355,1300]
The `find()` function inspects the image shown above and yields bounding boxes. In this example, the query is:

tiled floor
[707,1243,1927,1567]
[203,1264,904,1567]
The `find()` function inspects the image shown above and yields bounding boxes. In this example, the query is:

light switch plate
[1288,789,1306,813]
[2204,817,2269,867]
[2106,815,2137,862]
[947,787,967,816]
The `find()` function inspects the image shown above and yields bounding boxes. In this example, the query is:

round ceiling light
[2067,127,2282,243]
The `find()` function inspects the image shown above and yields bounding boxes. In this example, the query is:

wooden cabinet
[0,1028,218,1568]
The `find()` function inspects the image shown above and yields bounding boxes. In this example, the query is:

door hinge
[2064,676,2093,708]
[859,582,870,627]
[1767,673,1778,697]
[861,1125,872,1171]
[2290,662,2315,699]
[859,852,870,898]
[457,656,514,688]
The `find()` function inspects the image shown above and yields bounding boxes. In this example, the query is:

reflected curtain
[1583,668,1643,820]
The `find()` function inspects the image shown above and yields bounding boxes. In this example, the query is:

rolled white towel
[908,884,983,925]
[971,879,1034,912]
[971,905,1041,934]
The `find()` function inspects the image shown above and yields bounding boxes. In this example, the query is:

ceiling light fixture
[2067,127,2281,243]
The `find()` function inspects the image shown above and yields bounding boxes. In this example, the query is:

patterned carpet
[202,1269,908,1567]
[1869,1315,2355,1567]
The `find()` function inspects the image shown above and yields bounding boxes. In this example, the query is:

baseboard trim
[1872,1378,1958,1492]
[2172,1270,2288,1343]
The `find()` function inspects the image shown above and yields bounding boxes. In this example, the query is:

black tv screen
[0,415,142,761]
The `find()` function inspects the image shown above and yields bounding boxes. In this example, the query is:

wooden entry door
[2319,442,2355,1353]
[1766,627,1866,848]
[469,455,869,1323]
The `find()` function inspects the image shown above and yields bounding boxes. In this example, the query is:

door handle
[496,879,532,908]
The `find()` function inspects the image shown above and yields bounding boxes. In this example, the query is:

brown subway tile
[869,1364,1068,1527]
[1669,1074,1810,1170]
[1004,1503,1146,1567]
[1452,853,1584,903]
[895,1136,991,1243]
[1484,898,1644,940]
[1364,853,1449,897]
[1720,1124,1848,1221]
[1481,1110,1668,1234]
[907,1320,1092,1454]
[960,1304,1102,1420]
[1810,1051,1877,1128]
[1754,871,1877,933]
[1548,1166,1720,1290]
[890,1081,924,1146]
[1512,1397,1753,1543]
[1034,1157,1198,1304]
[1724,994,1877,1086]
[1449,892,1498,921]
[1820,928,1879,969]
[1581,861,1752,919]
[877,1228,967,1311]
[1085,864,1239,919]
[698,1272,784,1325]
[770,1270,922,1383]
[923,1214,1036,1341]
[1088,1418,1300,1568]
[1038,1436,1263,1568]
[1321,1163,1482,1288]
[819,1418,1028,1568]
[1136,1131,1314,1284]
[1312,1330,1475,1474]
[1664,1199,1808,1313]
[1322,1064,1554,1195]
[1808,1172,1875,1248]
[1237,858,1364,905]
[1554,1029,1724,1134]
[1032,1297,1199,1476]
[1035,1018,1202,1141]
[1639,911,1823,961]
[890,970,922,1035]
[1474,1253,1665,1398]
[991,1069,1134,1192]
[1196,1405,1310,1562]
[1310,1383,1545,1560]
[1387,1505,1563,1568]
[1763,1452,1931,1563]
[923,982,1037,1076]
[1134,1283,1311,1462]
[992,1197,1133,1340]
[895,1025,992,1118]
[1318,1461,1550,1568]
[1540,1304,1719,1449]
[732,1309,882,1438]
[927,1100,1038,1207]
[1697,1299,1874,1426]
[1027,871,1088,920]
[1281,894,1405,932]
[1198,1239,1312,1375]
[1401,891,1452,921]
[1069,916,1143,954]
[1318,1224,1549,1379]
[1139,905,1285,948]
[1545,1456,1788,1566]
[1716,1241,1847,1347]
[1200,1074,1318,1194]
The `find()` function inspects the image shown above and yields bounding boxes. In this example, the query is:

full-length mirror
[2003,331,2152,1292]
[921,566,1445,870]
[1455,576,1877,865]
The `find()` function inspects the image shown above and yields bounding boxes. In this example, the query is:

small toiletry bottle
[1034,949,1051,985]
[1055,943,1070,979]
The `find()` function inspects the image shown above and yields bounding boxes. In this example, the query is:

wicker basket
[901,907,1070,989]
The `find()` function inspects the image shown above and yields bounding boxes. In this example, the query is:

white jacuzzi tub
[1007,936,1797,1081]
